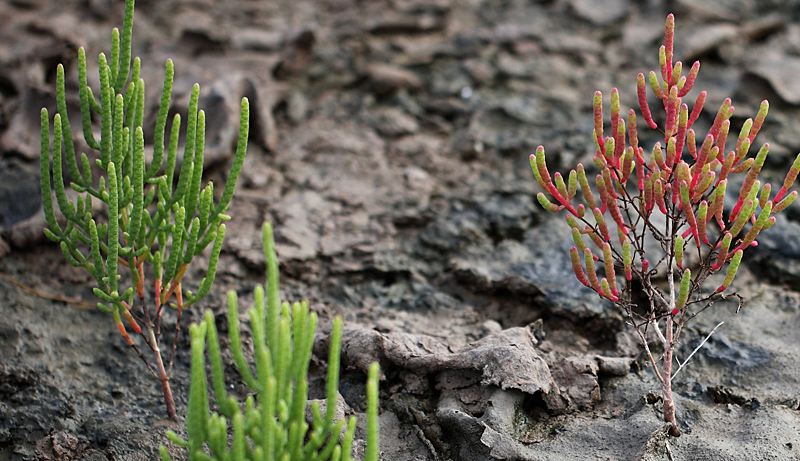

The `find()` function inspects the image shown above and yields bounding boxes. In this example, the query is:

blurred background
[1,0,799,459]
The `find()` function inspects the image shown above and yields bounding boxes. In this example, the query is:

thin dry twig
[665,439,675,461]
[0,272,94,309]
[634,325,665,384]
[671,321,724,381]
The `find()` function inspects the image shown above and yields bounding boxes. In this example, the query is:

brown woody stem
[662,315,680,437]
[662,210,681,437]
[146,322,176,420]
[167,284,183,375]
[128,262,176,420]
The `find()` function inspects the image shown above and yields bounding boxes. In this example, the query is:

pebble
[365,63,422,93]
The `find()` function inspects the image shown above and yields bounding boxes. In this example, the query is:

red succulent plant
[530,13,799,437]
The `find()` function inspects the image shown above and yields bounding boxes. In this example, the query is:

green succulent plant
[39,0,249,419]
[161,222,381,461]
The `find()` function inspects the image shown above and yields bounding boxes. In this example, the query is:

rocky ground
[1,0,800,460]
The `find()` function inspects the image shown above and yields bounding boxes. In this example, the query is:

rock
[675,0,752,21]
[364,63,422,94]
[3,209,47,250]
[622,20,663,53]
[273,29,315,80]
[171,69,277,163]
[367,11,447,35]
[466,94,573,153]
[368,107,419,137]
[482,388,525,433]
[86,0,114,17]
[230,28,283,52]
[306,393,350,428]
[480,320,503,336]
[437,388,563,461]
[275,190,326,261]
[286,90,310,124]
[595,356,633,377]
[428,61,472,96]
[499,96,554,125]
[244,77,281,152]
[450,216,618,326]
[35,431,90,461]
[548,355,600,410]
[740,15,786,42]
[707,386,750,406]
[173,9,227,51]
[436,394,513,461]
[395,165,434,214]
[337,325,557,397]
[0,88,53,160]
[463,60,495,86]
[0,157,41,229]
[399,371,429,395]
[680,23,739,60]
[200,73,250,161]
[368,410,432,461]
[747,215,800,285]
[570,0,629,26]
[421,97,468,119]
[466,109,538,153]
[697,331,770,371]
[750,54,800,105]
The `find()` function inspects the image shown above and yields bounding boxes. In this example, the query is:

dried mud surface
[2,0,800,460]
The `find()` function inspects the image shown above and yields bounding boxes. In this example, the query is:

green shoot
[39,0,249,419]
[161,222,381,460]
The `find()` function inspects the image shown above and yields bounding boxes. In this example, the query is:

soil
[1,0,800,460]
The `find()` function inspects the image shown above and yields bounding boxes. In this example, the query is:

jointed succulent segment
[531,14,799,307]
[39,0,249,419]
[161,223,381,461]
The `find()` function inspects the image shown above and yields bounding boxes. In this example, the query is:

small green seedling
[161,222,381,461]
[39,0,249,419]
